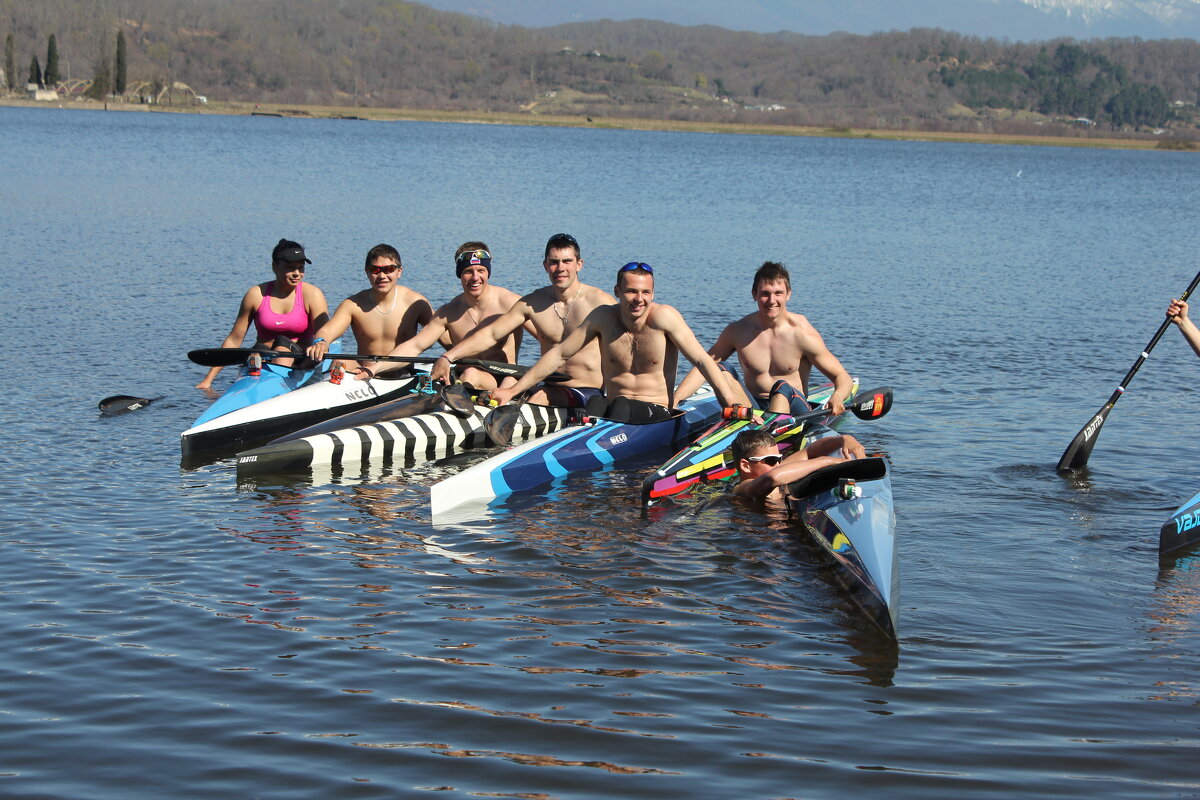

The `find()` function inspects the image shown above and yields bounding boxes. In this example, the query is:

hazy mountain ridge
[4,0,1198,139]
[424,0,1200,39]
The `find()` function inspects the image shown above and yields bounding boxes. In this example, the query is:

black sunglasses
[547,233,578,248]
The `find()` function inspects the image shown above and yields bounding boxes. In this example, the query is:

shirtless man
[305,244,433,377]
[361,242,534,389]
[730,428,864,499]
[676,261,854,417]
[429,233,615,406]
[488,262,744,421]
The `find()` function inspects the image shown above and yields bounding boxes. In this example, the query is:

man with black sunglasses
[361,241,532,389]
[305,243,434,377]
[428,233,615,406]
[486,261,746,422]
[730,428,864,499]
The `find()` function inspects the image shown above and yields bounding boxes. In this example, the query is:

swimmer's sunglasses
[619,262,653,274]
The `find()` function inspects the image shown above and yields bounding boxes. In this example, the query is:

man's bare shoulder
[782,311,821,336]
[436,294,467,318]
[578,283,616,308]
[521,286,555,311]
[724,311,768,339]
[490,285,523,307]
[344,288,377,314]
[646,302,685,328]
[397,286,431,305]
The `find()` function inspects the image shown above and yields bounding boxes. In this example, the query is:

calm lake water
[1,105,1198,799]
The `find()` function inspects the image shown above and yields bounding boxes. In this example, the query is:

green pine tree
[4,33,15,94]
[114,31,127,94]
[28,55,42,87]
[45,34,60,85]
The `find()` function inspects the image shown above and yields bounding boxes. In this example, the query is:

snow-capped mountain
[419,0,1200,41]
[1021,0,1199,24]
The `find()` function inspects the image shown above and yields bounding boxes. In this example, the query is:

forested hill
[4,0,1199,136]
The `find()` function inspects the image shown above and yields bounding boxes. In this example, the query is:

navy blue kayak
[430,385,720,518]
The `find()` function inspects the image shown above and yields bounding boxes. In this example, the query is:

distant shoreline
[1,96,1192,152]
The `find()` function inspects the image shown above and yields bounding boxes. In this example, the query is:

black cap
[274,245,311,264]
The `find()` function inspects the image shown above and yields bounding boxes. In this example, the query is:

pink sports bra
[253,281,312,342]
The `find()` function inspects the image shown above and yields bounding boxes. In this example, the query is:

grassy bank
[2,95,1192,152]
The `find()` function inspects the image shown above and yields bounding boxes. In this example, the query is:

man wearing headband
[675,260,854,417]
[487,262,745,422]
[428,233,615,406]
[364,241,531,389]
[305,243,434,378]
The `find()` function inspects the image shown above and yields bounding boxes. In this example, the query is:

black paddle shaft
[1056,267,1200,472]
[186,347,549,380]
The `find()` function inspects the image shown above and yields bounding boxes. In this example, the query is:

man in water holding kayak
[429,233,615,406]
[361,242,535,389]
[730,428,865,499]
[1166,297,1200,358]
[487,262,746,420]
[675,261,854,417]
[305,244,433,378]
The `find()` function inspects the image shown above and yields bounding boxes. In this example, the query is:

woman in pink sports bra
[195,239,330,390]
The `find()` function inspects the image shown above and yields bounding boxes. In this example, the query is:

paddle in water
[99,395,158,415]
[1056,268,1200,473]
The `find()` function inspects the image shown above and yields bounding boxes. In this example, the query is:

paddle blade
[847,387,893,420]
[99,395,155,415]
[439,384,476,418]
[188,348,255,367]
[484,404,522,447]
[1056,403,1112,472]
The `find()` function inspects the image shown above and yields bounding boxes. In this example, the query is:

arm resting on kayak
[733,434,864,497]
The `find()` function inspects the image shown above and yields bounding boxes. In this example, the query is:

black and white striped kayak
[235,400,573,476]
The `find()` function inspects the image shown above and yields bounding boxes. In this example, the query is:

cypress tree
[87,57,111,99]
[4,33,14,94]
[29,55,42,87]
[115,31,127,94]
[45,34,60,85]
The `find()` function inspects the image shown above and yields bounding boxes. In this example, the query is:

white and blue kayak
[641,385,897,638]
[1161,489,1200,558]
[181,360,421,461]
[430,385,721,518]
[785,448,897,639]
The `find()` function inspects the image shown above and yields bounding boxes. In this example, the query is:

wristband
[312,338,325,344]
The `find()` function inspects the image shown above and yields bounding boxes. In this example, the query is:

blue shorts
[755,380,813,417]
[548,385,604,408]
